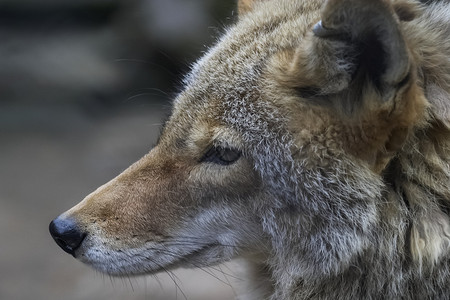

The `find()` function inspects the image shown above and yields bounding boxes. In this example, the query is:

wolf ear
[272,0,427,172]
[278,0,414,115]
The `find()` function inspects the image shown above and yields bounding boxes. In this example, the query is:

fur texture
[51,0,450,299]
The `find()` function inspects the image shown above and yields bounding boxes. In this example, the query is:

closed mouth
[77,240,220,276]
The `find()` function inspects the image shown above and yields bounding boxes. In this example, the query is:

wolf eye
[201,146,241,165]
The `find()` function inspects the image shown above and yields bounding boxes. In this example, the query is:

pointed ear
[313,0,410,94]
[276,0,418,115]
[271,0,428,172]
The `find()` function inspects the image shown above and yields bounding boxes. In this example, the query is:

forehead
[180,1,320,100]
[161,92,232,152]
[162,1,321,144]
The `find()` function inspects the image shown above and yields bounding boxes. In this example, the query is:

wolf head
[50,0,439,290]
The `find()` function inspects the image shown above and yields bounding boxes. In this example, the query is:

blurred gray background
[0,0,244,299]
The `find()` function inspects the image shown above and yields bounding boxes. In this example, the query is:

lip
[176,243,217,262]
[75,239,220,276]
[151,243,219,273]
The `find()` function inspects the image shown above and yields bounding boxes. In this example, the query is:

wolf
[49,0,450,298]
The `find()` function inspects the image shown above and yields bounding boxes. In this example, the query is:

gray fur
[52,0,450,299]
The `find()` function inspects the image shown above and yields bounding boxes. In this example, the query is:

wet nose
[49,216,86,256]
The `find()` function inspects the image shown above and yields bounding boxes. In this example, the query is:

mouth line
[181,243,216,259]
[153,243,218,272]
[78,241,219,276]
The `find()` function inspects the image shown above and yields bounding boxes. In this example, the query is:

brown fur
[50,0,450,298]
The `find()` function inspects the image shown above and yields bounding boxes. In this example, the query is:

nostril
[54,237,69,250]
[49,217,86,257]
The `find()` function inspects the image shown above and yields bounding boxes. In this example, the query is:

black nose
[49,217,86,257]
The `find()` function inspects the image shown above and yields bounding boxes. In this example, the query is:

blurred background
[0,0,244,299]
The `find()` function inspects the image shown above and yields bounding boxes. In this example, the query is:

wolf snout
[49,216,86,257]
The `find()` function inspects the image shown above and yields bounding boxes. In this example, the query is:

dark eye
[200,146,241,165]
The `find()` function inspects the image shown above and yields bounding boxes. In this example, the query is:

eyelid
[200,145,241,165]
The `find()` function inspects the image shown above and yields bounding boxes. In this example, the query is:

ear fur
[313,0,411,102]
[274,0,427,118]
[272,0,428,171]
[393,0,422,21]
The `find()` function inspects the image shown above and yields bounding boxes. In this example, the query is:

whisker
[140,253,188,300]
[167,270,187,300]
[162,241,237,247]
[126,93,161,102]
[202,265,242,281]
[134,87,170,97]
[161,240,255,252]
[140,246,241,283]
[108,274,115,288]
[219,264,239,297]
[152,273,164,291]
[127,276,135,292]
[193,266,233,287]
